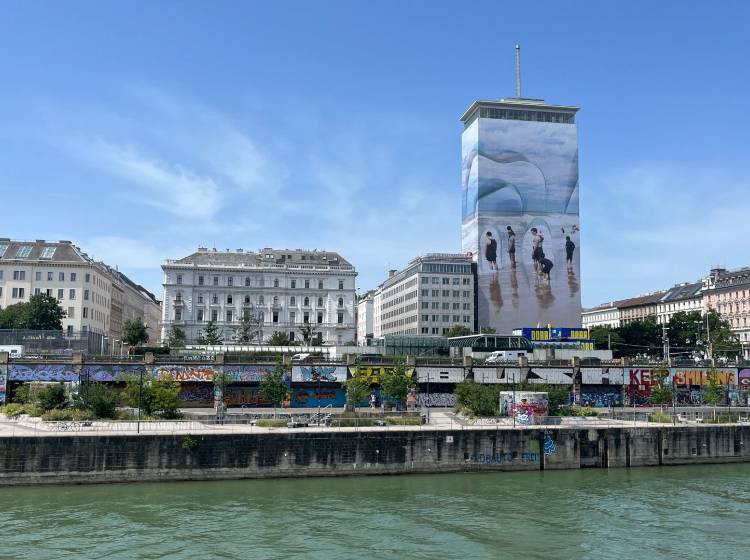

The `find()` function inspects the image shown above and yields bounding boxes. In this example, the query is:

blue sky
[1,1,748,307]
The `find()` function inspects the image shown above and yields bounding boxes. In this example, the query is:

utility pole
[706,313,715,367]
[662,323,671,366]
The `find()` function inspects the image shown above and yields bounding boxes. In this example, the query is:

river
[0,464,748,559]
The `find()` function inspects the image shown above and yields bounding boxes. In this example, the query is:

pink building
[702,267,750,359]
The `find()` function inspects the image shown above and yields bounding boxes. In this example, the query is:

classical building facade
[656,282,703,325]
[161,247,357,345]
[702,267,750,358]
[581,303,620,329]
[0,239,160,348]
[369,254,476,337]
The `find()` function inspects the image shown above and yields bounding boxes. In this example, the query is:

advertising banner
[461,117,581,333]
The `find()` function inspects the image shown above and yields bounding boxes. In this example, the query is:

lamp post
[426,369,430,424]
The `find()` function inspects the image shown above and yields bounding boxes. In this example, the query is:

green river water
[0,464,748,560]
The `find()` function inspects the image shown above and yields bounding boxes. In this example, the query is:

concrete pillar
[346,354,356,366]
[214,353,225,365]
[406,355,416,367]
[519,356,529,383]
[463,355,473,367]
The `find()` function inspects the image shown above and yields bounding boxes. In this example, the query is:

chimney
[388,269,397,278]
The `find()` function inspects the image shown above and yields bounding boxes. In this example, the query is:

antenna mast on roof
[515,44,522,97]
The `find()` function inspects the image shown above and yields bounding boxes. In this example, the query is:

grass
[255,419,288,428]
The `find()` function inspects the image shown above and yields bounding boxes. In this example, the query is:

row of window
[381,277,418,300]
[179,308,346,325]
[421,276,471,286]
[421,302,471,310]
[421,263,472,274]
[3,270,96,283]
[177,274,346,291]
[422,314,472,323]
[421,289,471,298]
[181,293,346,308]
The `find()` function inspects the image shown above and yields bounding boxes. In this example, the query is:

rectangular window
[198,275,204,286]
[70,273,76,282]
[84,290,89,300]
[83,307,88,318]
[442,290,449,297]
[46,288,52,296]
[290,311,296,324]
[422,277,429,284]
[69,289,76,300]
[453,315,460,322]
[15,246,32,258]
[213,276,219,286]
[442,315,450,322]
[34,288,40,295]
[421,327,429,334]
[442,303,450,310]
[291,279,296,289]
[35,271,41,281]
[453,291,459,297]
[198,295,203,304]
[452,278,460,285]
[227,276,233,286]
[338,280,344,290]
[289,331,295,342]
[226,310,233,323]
[317,313,323,324]
[337,312,344,324]
[57,289,64,300]
[211,310,218,322]
[304,312,310,323]
[432,290,439,297]
[462,278,470,285]
[453,303,460,310]
[442,278,449,285]
[197,309,204,322]
[431,328,438,334]
[273,312,279,323]
[67,307,74,318]
[421,302,429,309]
[422,314,429,321]
[305,280,310,289]
[13,270,25,281]
[463,291,470,297]
[175,309,182,321]
[432,302,439,309]
[12,288,18,298]
[421,289,428,296]
[59,272,65,281]
[176,274,182,285]
[432,315,438,321]
[85,273,90,283]
[464,316,471,322]
[227,295,233,304]
[431,277,439,284]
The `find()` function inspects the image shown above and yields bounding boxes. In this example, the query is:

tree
[446,324,472,338]
[705,309,740,360]
[648,365,673,405]
[703,371,723,407]
[151,375,181,419]
[197,321,223,345]
[343,376,371,410]
[212,371,234,408]
[268,331,291,346]
[379,363,416,409]
[454,381,500,417]
[258,359,289,418]
[479,327,496,334]
[299,321,319,345]
[233,314,260,343]
[166,325,186,348]
[122,318,149,346]
[588,326,622,351]
[36,383,68,412]
[0,302,28,329]
[76,383,119,418]
[614,316,662,358]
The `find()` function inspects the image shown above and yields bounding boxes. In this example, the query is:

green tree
[588,326,622,351]
[165,325,186,348]
[122,318,149,346]
[0,302,28,329]
[233,314,260,343]
[299,321,319,345]
[479,326,497,334]
[258,359,289,418]
[705,309,740,360]
[123,373,154,416]
[23,294,66,330]
[446,324,472,338]
[267,331,291,345]
[197,321,223,345]
[343,376,371,410]
[454,381,500,417]
[76,383,119,418]
[36,383,68,412]
[151,375,181,419]
[648,365,673,405]
[379,363,416,409]
[703,371,723,407]
[615,316,662,358]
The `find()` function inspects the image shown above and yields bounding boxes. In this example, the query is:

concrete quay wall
[1,425,750,485]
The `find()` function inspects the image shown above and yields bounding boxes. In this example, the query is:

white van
[485,350,526,363]
[291,353,312,363]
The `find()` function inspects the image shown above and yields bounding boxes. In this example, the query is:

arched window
[244,295,250,304]
[337,297,343,307]
[317,297,323,307]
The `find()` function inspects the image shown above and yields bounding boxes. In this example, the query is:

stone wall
[1,425,750,485]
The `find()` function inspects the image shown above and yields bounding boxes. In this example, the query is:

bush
[36,383,68,412]
[42,409,95,422]
[255,419,288,428]
[558,406,599,417]
[455,381,501,417]
[1,403,42,418]
[385,416,421,425]
[650,410,672,423]
[12,384,30,404]
[76,383,119,419]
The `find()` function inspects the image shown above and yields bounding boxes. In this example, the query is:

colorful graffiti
[153,365,217,382]
[580,387,623,408]
[178,384,214,402]
[469,452,539,464]
[293,366,347,383]
[543,434,556,455]
[224,365,280,383]
[500,391,549,424]
[0,365,7,404]
[291,388,347,407]
[627,368,738,387]
[224,386,274,407]
[9,364,78,382]
[348,366,414,383]
[81,365,144,382]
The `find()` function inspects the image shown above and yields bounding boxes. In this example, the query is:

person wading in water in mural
[506,226,516,269]
[565,236,576,271]
[485,231,498,272]
[530,228,545,274]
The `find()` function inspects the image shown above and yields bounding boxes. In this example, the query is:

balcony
[173,298,184,306]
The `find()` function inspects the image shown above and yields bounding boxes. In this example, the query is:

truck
[485,350,527,363]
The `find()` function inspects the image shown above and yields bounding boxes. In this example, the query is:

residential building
[356,290,375,345]
[702,267,750,358]
[656,282,703,324]
[0,239,159,349]
[161,247,357,345]
[460,67,582,333]
[371,254,476,337]
[581,303,620,329]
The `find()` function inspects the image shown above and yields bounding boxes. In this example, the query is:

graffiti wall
[224,365,281,383]
[291,388,347,407]
[81,365,145,382]
[499,391,549,425]
[152,365,217,382]
[9,364,78,382]
[581,368,625,384]
[292,366,348,383]
[415,367,465,384]
[580,386,623,408]
[416,392,456,408]
[527,368,573,384]
[223,386,274,407]
[348,366,414,383]
[0,365,6,404]
[178,384,214,403]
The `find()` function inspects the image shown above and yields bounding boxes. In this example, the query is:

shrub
[255,419,288,428]
[42,409,94,422]
[650,410,672,423]
[13,384,30,404]
[1,403,43,417]
[455,381,501,417]
[77,383,119,419]
[385,416,421,425]
[558,406,599,417]
[36,383,68,412]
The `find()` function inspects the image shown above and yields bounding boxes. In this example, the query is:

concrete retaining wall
[2,425,750,485]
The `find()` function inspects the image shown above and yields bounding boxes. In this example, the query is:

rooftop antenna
[515,44,522,98]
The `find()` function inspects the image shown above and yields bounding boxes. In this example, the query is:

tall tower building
[460,47,581,332]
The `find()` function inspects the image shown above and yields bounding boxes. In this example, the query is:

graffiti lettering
[416,393,456,407]
[469,452,539,464]
[9,364,78,382]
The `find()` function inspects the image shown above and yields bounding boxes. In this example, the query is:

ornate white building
[161,247,357,345]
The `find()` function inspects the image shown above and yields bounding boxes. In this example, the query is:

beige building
[0,239,160,351]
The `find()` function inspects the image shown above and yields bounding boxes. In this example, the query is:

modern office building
[371,254,476,337]
[161,247,357,345]
[0,238,160,349]
[460,52,581,334]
